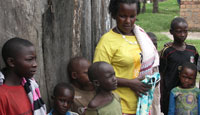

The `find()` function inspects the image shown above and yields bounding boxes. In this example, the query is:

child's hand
[164,42,173,47]
[128,76,151,97]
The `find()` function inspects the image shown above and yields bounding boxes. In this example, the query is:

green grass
[136,0,180,32]
[155,33,172,51]
[156,33,200,52]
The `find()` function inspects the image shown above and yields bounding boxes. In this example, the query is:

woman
[93,0,159,115]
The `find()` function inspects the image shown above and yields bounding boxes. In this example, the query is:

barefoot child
[168,62,200,115]
[48,82,78,115]
[67,57,95,115]
[85,61,122,115]
[0,37,46,115]
[160,17,199,114]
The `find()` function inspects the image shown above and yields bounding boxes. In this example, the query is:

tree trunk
[141,0,147,13]
[153,0,159,13]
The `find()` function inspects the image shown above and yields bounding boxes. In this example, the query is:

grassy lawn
[135,0,180,32]
[135,0,200,52]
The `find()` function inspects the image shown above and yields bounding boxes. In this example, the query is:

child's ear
[93,80,100,87]
[7,57,15,67]
[71,72,78,79]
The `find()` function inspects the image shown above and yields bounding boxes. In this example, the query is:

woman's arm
[117,77,151,97]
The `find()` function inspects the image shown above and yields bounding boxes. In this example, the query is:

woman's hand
[128,76,151,97]
[117,76,151,97]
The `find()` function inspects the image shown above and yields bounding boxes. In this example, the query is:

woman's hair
[108,0,139,18]
[170,17,188,30]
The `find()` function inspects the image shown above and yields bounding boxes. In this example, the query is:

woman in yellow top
[93,0,159,114]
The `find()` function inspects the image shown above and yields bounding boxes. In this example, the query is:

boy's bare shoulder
[88,93,113,109]
[88,96,99,109]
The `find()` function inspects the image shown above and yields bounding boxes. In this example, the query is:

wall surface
[0,0,113,110]
[180,0,200,30]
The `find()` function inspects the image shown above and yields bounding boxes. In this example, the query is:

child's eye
[119,15,125,18]
[26,58,33,61]
[130,15,136,18]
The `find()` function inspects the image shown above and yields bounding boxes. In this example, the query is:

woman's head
[109,0,139,35]
[109,0,139,19]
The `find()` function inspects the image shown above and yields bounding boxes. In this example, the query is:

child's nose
[125,17,131,23]
[63,102,68,107]
[113,76,117,81]
[33,60,37,67]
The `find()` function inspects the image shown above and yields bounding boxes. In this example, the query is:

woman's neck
[114,27,135,36]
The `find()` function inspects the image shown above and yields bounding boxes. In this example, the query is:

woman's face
[115,3,137,35]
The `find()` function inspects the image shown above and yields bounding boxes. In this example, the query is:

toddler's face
[76,60,92,87]
[54,88,74,115]
[13,46,37,79]
[179,67,196,89]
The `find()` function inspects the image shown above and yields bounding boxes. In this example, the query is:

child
[147,32,157,49]
[168,62,200,115]
[159,17,199,114]
[0,37,46,115]
[85,61,122,115]
[48,82,78,115]
[147,32,163,115]
[67,57,95,115]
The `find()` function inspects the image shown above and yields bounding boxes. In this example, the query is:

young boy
[147,32,163,115]
[0,37,46,115]
[67,57,95,115]
[159,17,199,114]
[85,61,122,115]
[48,82,78,115]
[168,62,200,115]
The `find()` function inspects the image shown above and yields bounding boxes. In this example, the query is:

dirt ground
[161,32,200,40]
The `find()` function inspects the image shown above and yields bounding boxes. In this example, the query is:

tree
[153,0,159,13]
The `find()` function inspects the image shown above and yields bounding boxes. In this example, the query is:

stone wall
[180,0,200,30]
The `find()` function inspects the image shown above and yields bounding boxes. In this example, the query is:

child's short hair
[67,57,87,81]
[179,62,197,77]
[88,61,109,82]
[2,37,33,66]
[109,0,139,18]
[170,17,187,30]
[53,82,75,97]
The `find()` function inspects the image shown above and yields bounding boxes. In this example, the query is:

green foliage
[155,33,172,51]
[156,33,200,52]
[185,39,200,53]
[135,0,180,32]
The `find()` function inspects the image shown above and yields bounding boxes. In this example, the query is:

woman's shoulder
[100,29,123,42]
